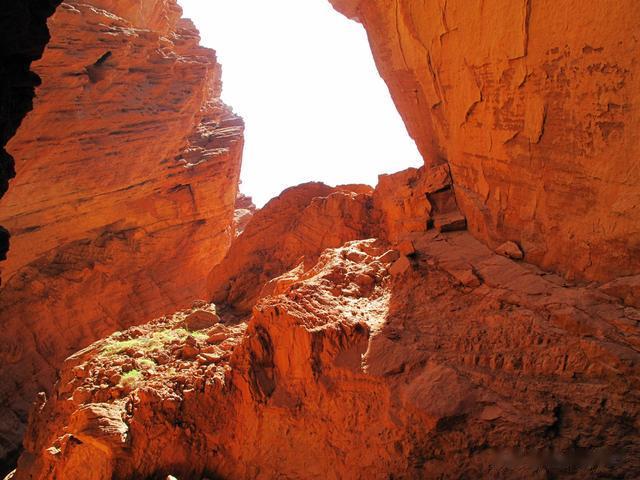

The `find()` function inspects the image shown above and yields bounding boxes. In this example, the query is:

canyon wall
[12,177,640,479]
[3,0,640,478]
[0,0,62,269]
[0,0,243,465]
[330,0,640,282]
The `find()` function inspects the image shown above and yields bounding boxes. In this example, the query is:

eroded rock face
[0,0,62,269]
[0,0,243,463]
[208,172,466,316]
[208,182,378,313]
[13,231,640,479]
[330,0,640,282]
[373,163,463,242]
[233,193,256,236]
[11,170,640,479]
[4,0,640,477]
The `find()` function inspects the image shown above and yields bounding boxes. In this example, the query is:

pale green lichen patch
[118,369,142,387]
[101,328,197,357]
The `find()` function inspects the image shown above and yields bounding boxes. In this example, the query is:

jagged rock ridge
[0,0,62,270]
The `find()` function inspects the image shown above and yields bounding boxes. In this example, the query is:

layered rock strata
[330,0,640,282]
[0,0,243,464]
[11,170,640,479]
[0,0,62,268]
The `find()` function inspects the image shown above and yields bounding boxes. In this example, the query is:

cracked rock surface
[330,0,640,282]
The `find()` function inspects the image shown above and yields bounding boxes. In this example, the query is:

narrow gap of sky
[179,0,422,207]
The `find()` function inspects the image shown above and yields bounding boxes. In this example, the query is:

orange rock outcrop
[208,182,377,313]
[3,0,640,478]
[233,193,256,236]
[0,0,62,274]
[330,0,640,282]
[0,0,243,463]
[11,169,640,479]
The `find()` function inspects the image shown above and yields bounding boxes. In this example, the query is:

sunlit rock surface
[0,0,243,462]
[233,192,256,236]
[208,182,377,313]
[11,167,640,478]
[330,0,640,282]
[3,0,640,478]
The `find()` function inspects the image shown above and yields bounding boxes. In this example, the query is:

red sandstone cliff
[3,0,640,478]
[10,173,640,479]
[0,0,243,463]
[0,0,62,271]
[330,0,640,282]
[208,182,377,313]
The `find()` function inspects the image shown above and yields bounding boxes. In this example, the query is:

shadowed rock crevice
[86,51,113,83]
[0,0,62,278]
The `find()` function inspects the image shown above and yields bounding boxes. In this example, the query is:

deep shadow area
[0,0,61,276]
[0,1,61,474]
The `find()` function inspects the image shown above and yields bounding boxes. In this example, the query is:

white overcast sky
[179,0,422,206]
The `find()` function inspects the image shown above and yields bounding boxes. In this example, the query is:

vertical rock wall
[0,0,243,464]
[330,0,640,281]
[0,0,62,269]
